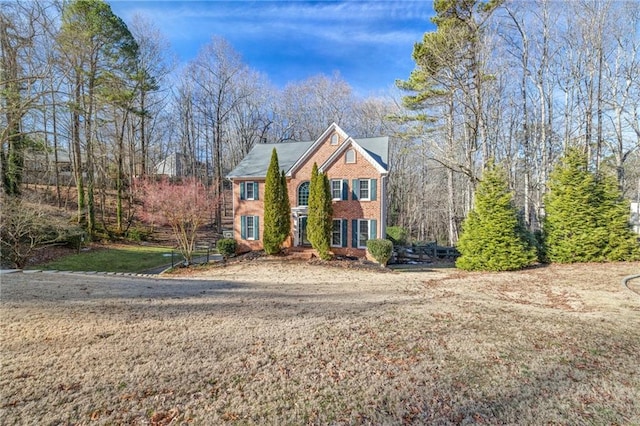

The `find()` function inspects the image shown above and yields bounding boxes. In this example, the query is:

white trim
[287,123,349,176]
[380,175,387,240]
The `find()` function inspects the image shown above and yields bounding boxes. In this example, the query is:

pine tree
[456,162,538,271]
[598,174,640,261]
[307,163,333,260]
[263,148,289,255]
[544,148,639,262]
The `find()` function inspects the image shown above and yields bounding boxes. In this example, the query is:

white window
[241,182,258,200]
[330,134,339,145]
[353,218,377,248]
[345,149,356,164]
[246,182,255,200]
[359,179,369,200]
[358,219,370,248]
[247,217,255,239]
[332,219,342,247]
[241,216,259,240]
[331,179,343,200]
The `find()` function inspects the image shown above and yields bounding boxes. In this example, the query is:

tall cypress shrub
[307,163,333,260]
[456,162,538,271]
[277,170,291,247]
[263,148,289,255]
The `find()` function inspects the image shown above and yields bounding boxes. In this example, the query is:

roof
[226,124,389,179]
[356,136,389,170]
[226,141,314,178]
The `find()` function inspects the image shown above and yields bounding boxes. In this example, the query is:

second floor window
[240,182,259,200]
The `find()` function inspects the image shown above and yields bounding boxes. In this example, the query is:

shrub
[367,239,393,266]
[544,149,640,262]
[263,149,290,255]
[386,226,408,245]
[307,163,333,260]
[456,162,538,271]
[126,227,150,242]
[0,195,83,268]
[216,238,237,259]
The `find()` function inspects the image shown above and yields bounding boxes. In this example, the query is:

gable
[320,137,389,175]
[286,123,350,177]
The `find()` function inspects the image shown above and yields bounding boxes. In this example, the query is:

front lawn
[31,244,175,273]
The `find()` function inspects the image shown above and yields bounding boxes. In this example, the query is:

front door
[298,215,310,246]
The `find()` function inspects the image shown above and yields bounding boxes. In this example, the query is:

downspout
[380,174,387,240]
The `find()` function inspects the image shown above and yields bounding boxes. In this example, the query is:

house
[153,152,208,179]
[226,123,389,257]
[631,202,640,234]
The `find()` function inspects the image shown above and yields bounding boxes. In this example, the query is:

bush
[366,239,393,266]
[126,227,150,242]
[216,238,237,259]
[386,226,408,245]
[456,162,537,271]
[0,195,83,268]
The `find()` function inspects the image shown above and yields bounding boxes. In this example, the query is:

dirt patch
[1,261,639,424]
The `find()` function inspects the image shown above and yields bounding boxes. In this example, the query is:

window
[298,181,310,206]
[330,134,339,145]
[241,216,259,240]
[352,219,377,248]
[240,182,259,200]
[331,179,342,200]
[332,219,342,247]
[345,149,356,164]
[359,179,369,200]
[246,182,255,200]
[351,179,377,201]
[358,220,369,248]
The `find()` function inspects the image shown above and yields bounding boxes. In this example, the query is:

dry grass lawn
[1,260,639,425]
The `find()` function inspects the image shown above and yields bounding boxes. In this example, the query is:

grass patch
[32,244,174,273]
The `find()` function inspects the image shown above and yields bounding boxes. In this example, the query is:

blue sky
[108,1,435,96]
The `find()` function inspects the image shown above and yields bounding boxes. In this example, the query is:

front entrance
[298,215,310,246]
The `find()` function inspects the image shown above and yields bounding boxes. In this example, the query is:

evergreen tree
[263,148,289,254]
[307,163,333,260]
[456,162,538,271]
[276,169,291,248]
[544,149,639,262]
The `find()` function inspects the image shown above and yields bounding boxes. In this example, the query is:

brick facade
[230,124,388,257]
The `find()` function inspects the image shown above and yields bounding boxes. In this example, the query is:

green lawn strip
[32,245,175,273]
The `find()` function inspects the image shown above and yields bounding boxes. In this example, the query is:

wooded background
[2,0,639,244]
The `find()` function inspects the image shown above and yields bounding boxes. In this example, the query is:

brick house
[226,123,389,257]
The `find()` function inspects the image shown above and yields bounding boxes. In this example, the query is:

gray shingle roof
[356,137,389,170]
[226,136,389,179]
[226,141,314,178]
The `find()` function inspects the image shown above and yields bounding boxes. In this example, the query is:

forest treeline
[1,0,639,244]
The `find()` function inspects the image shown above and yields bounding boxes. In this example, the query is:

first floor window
[241,216,259,240]
[332,219,342,247]
[358,220,369,248]
[352,218,377,248]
